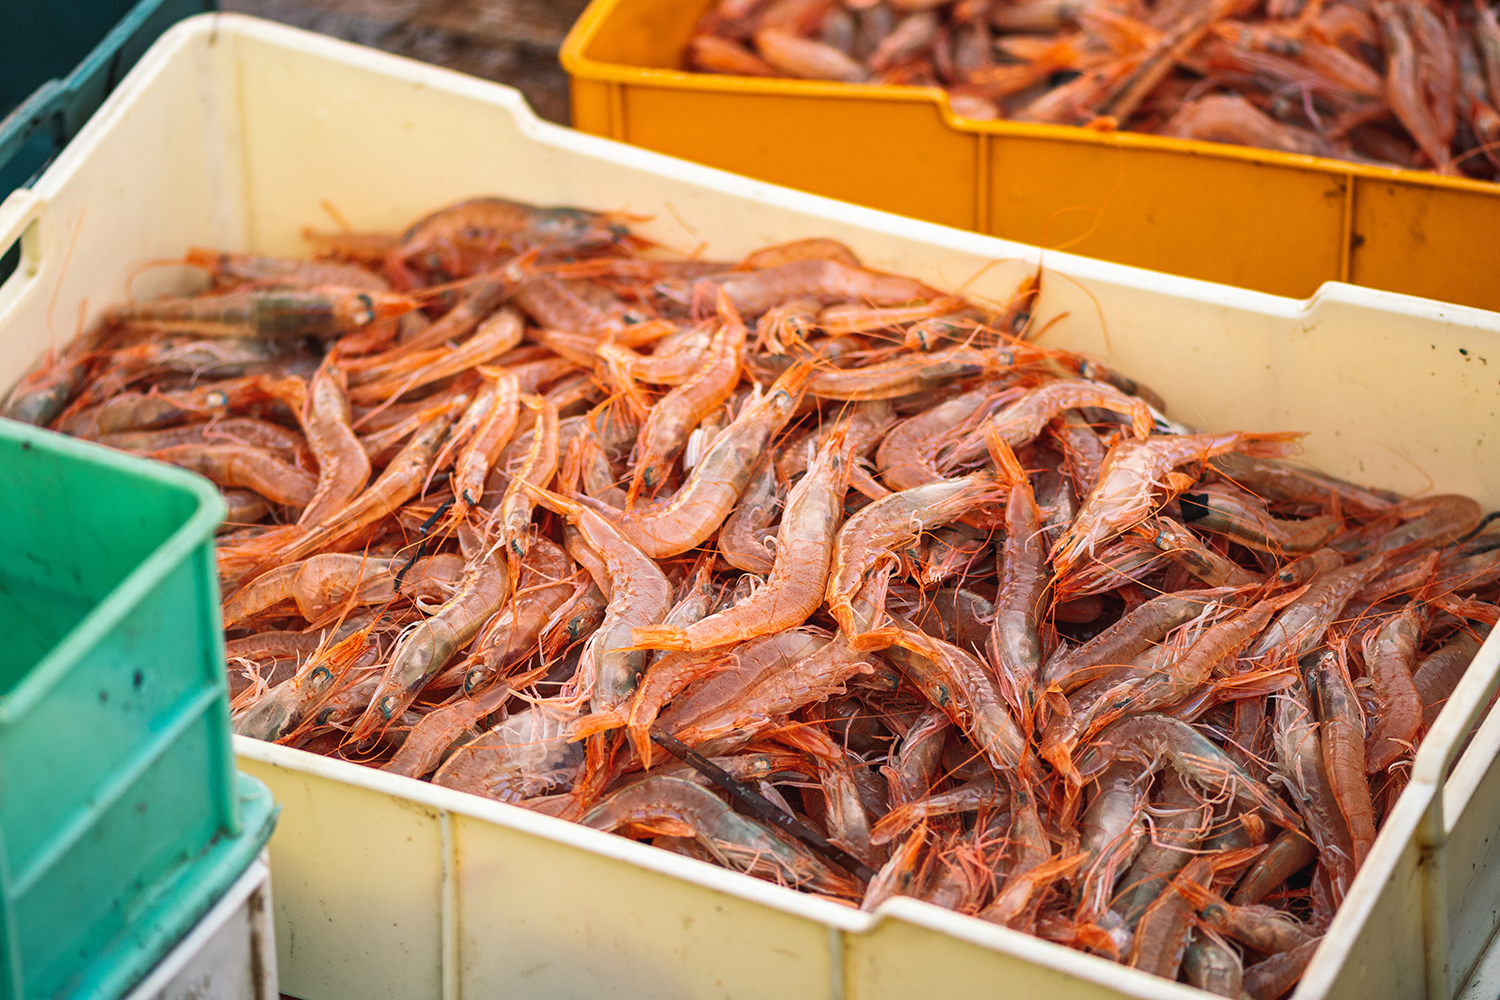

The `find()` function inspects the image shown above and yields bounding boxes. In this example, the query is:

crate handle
[0,189,45,310]
[1408,630,1500,999]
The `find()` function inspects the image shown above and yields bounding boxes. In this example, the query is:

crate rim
[559,0,1500,199]
[0,420,225,723]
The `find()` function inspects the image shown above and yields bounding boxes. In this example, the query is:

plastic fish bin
[1,13,1498,1000]
[0,0,216,200]
[559,0,1500,314]
[119,852,278,1000]
[0,416,278,1000]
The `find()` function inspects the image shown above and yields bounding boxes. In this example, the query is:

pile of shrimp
[7,194,1498,998]
[686,0,1500,178]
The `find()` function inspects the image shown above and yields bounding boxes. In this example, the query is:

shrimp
[817,751,886,867]
[1111,769,1214,928]
[111,286,414,339]
[717,456,780,573]
[1361,603,1425,773]
[460,536,578,691]
[1231,828,1318,907]
[1278,677,1362,905]
[184,247,388,291]
[522,485,674,714]
[875,383,1010,492]
[1043,588,1235,692]
[1131,516,1260,588]
[597,322,715,386]
[497,394,560,558]
[804,344,1028,401]
[538,582,609,664]
[754,27,871,79]
[1209,452,1396,516]
[631,426,854,651]
[1178,488,1340,555]
[385,197,627,287]
[986,435,1050,725]
[1126,855,1216,980]
[862,824,929,911]
[296,359,370,528]
[688,33,782,75]
[1240,937,1322,999]
[870,776,1005,844]
[1414,629,1486,726]
[1073,714,1302,830]
[582,776,862,897]
[433,704,585,802]
[1041,593,1295,776]
[1375,0,1454,171]
[449,371,522,511]
[864,618,1030,773]
[269,411,455,571]
[294,552,464,623]
[1182,931,1243,997]
[1303,649,1376,867]
[603,362,812,559]
[347,307,524,404]
[348,260,531,371]
[628,292,746,499]
[826,472,1003,635]
[1244,556,1387,663]
[988,378,1153,448]
[880,708,952,806]
[152,444,317,506]
[352,536,511,736]
[628,631,829,762]
[1053,431,1302,578]
[233,623,377,741]
[714,258,940,315]
[382,678,522,779]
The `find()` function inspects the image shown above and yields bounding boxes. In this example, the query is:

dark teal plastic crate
[0,0,216,198]
[0,419,274,1000]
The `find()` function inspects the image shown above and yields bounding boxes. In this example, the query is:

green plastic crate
[0,418,268,1000]
[0,0,215,198]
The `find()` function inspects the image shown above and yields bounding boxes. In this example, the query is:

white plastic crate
[2,14,1498,1000]
[121,854,277,1000]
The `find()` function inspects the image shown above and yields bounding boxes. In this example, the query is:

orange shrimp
[522,484,674,714]
[1304,648,1376,867]
[497,394,560,558]
[111,286,414,340]
[152,443,316,506]
[1052,430,1302,579]
[347,307,524,404]
[603,361,812,559]
[384,197,627,288]
[1361,603,1425,773]
[295,359,370,528]
[825,472,1002,635]
[184,247,388,291]
[754,27,870,79]
[628,292,746,501]
[353,539,511,737]
[632,425,854,651]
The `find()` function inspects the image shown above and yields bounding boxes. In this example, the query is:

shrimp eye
[206,390,229,408]
[379,695,399,720]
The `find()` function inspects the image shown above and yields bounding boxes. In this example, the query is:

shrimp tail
[984,424,1028,486]
[629,624,691,650]
[572,708,629,740]
[1238,430,1305,459]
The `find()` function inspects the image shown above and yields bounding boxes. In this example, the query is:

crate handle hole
[0,219,42,304]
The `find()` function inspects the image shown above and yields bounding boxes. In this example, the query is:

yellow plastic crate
[561,0,1500,312]
[5,14,1500,1000]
